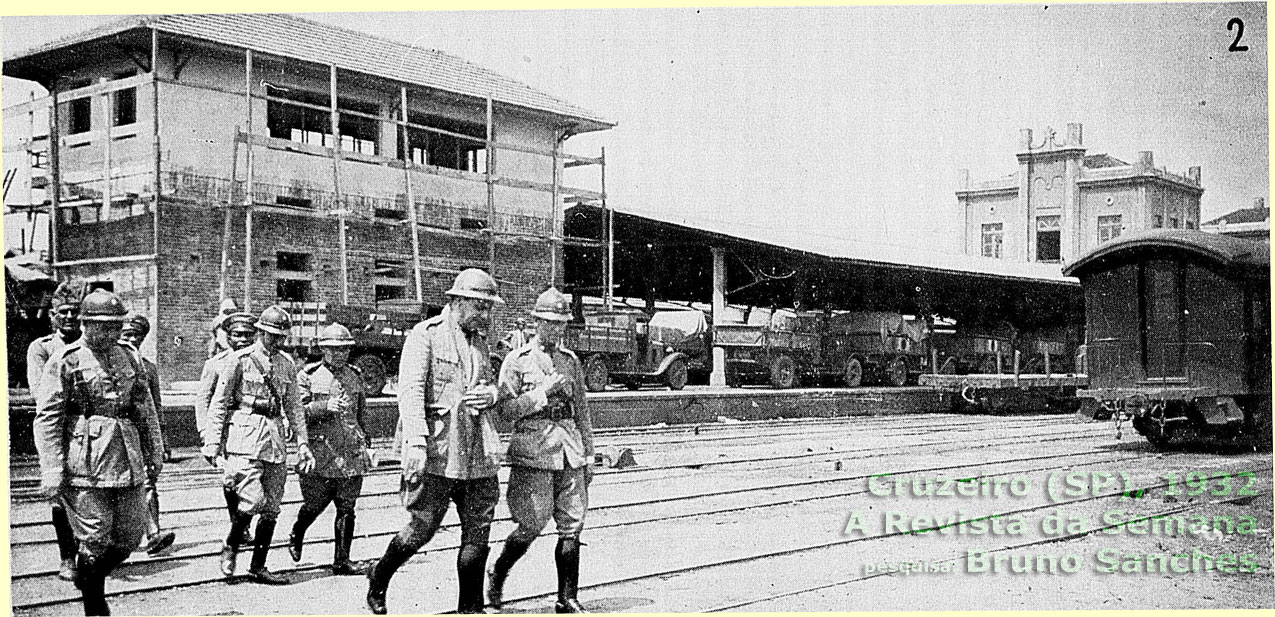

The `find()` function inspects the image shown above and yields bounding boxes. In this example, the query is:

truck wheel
[885,357,908,387]
[843,357,864,388]
[584,355,609,392]
[353,354,388,396]
[769,355,798,389]
[665,358,689,391]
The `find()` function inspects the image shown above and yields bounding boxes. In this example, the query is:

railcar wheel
[665,358,689,391]
[352,354,388,396]
[885,357,908,388]
[769,355,798,389]
[584,355,609,392]
[1133,417,1176,450]
[843,358,864,388]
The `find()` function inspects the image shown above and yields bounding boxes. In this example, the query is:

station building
[2,13,612,385]
[957,123,1202,265]
[1202,197,1270,242]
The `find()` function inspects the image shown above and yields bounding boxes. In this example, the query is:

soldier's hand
[39,479,63,501]
[149,459,164,480]
[462,383,499,411]
[540,373,569,397]
[402,445,428,484]
[327,393,351,414]
[296,444,316,474]
[364,448,378,468]
[584,464,595,487]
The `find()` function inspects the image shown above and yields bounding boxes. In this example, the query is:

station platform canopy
[564,204,1083,332]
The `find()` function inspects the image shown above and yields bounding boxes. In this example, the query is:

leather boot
[366,536,417,615]
[456,543,490,614]
[247,517,288,585]
[74,553,109,616]
[487,537,534,610]
[289,505,322,563]
[331,510,366,575]
[54,505,79,581]
[221,513,253,577]
[225,488,252,545]
[554,537,586,613]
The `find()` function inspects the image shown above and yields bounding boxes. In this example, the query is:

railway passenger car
[1064,229,1271,448]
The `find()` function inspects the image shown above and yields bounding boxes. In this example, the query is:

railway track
[11,417,1144,612]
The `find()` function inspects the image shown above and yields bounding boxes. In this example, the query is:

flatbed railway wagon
[1063,229,1271,449]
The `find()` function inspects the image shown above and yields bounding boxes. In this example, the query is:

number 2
[1228,18,1249,52]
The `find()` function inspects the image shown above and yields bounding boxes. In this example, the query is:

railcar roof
[3,13,614,133]
[1063,229,1270,278]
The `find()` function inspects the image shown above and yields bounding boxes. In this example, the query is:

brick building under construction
[3,13,613,386]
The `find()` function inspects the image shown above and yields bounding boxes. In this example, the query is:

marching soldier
[365,269,505,615]
[119,314,177,555]
[202,305,315,585]
[488,287,594,614]
[26,280,85,581]
[195,311,259,545]
[289,323,374,575]
[33,290,165,616]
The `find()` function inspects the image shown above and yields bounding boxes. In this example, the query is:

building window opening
[1098,214,1122,244]
[277,279,312,302]
[113,71,137,127]
[981,223,1003,259]
[372,258,408,302]
[1036,215,1061,263]
[68,97,92,135]
[399,112,487,173]
[277,251,311,272]
[1153,214,1163,228]
[267,88,379,155]
[1169,217,1180,229]
[1185,220,1196,230]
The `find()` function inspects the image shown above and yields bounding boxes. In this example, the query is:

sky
[2,2,1269,259]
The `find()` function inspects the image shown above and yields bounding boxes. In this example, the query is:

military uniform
[487,287,594,614]
[289,344,372,573]
[34,290,165,616]
[26,331,82,578]
[366,269,504,615]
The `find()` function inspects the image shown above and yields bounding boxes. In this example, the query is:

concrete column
[710,246,727,388]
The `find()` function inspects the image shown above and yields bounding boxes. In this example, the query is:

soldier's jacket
[201,341,309,464]
[130,350,167,454]
[33,343,165,490]
[194,349,234,437]
[297,361,370,477]
[398,305,501,480]
[26,332,75,398]
[497,336,594,470]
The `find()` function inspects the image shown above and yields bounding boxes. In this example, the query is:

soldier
[33,290,165,616]
[196,311,259,545]
[26,280,85,581]
[208,298,239,358]
[289,323,374,575]
[119,313,177,555]
[202,305,315,585]
[488,288,594,614]
[365,269,505,615]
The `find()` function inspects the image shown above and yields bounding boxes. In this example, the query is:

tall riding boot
[74,553,109,617]
[456,543,490,614]
[224,488,252,545]
[487,536,534,610]
[331,510,366,575]
[142,487,176,555]
[247,517,288,585]
[554,537,586,613]
[53,505,79,581]
[366,535,417,615]
[221,512,253,577]
[288,506,323,563]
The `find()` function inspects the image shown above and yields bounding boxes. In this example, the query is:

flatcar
[1064,229,1270,448]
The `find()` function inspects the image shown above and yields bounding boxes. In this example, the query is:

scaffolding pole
[100,77,112,214]
[151,28,162,269]
[485,94,496,274]
[400,86,423,301]
[48,84,60,267]
[602,146,612,311]
[330,64,349,304]
[550,130,562,285]
[242,49,254,312]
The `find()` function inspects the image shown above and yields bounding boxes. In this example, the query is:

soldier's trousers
[298,475,364,516]
[60,485,147,557]
[223,457,287,518]
[397,474,498,548]
[506,465,588,542]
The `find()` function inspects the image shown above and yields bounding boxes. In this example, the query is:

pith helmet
[445,269,505,305]
[79,290,128,322]
[122,313,151,336]
[224,311,257,330]
[318,323,356,347]
[530,287,571,322]
[50,280,86,310]
[256,305,293,335]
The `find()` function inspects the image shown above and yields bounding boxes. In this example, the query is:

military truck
[282,300,430,395]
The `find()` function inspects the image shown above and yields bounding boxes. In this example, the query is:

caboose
[1064,229,1270,448]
